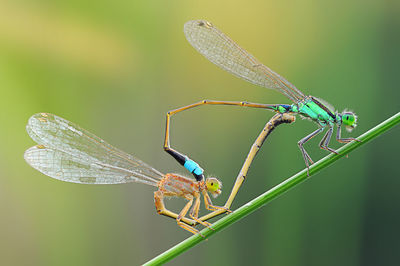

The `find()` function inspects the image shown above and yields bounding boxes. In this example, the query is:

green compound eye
[341,112,357,132]
[342,112,356,126]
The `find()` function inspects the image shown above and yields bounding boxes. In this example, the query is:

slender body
[24,113,223,235]
[169,20,360,174]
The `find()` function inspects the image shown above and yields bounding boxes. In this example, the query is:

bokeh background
[0,0,399,265]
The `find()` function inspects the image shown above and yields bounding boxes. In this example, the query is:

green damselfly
[167,20,360,175]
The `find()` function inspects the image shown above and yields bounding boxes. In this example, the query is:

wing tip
[24,145,45,165]
[26,112,52,133]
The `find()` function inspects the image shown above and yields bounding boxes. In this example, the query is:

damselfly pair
[24,20,359,235]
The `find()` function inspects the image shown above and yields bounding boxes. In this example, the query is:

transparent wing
[24,113,163,185]
[184,20,306,103]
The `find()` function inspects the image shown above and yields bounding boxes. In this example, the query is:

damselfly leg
[336,124,361,143]
[319,126,339,154]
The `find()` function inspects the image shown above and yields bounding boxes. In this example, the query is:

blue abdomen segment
[276,104,293,113]
[165,147,205,181]
[184,159,204,176]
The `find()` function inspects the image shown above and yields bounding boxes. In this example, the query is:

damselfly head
[206,177,222,198]
[341,111,357,132]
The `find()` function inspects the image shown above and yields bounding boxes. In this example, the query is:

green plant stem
[143,112,400,266]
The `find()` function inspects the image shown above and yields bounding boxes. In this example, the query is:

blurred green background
[0,0,399,265]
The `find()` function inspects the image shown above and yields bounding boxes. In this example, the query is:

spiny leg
[202,190,231,213]
[154,191,196,226]
[298,128,323,165]
[299,134,315,165]
[176,196,203,235]
[302,146,314,165]
[336,124,361,143]
[298,127,324,175]
[319,126,339,154]
[189,195,213,228]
